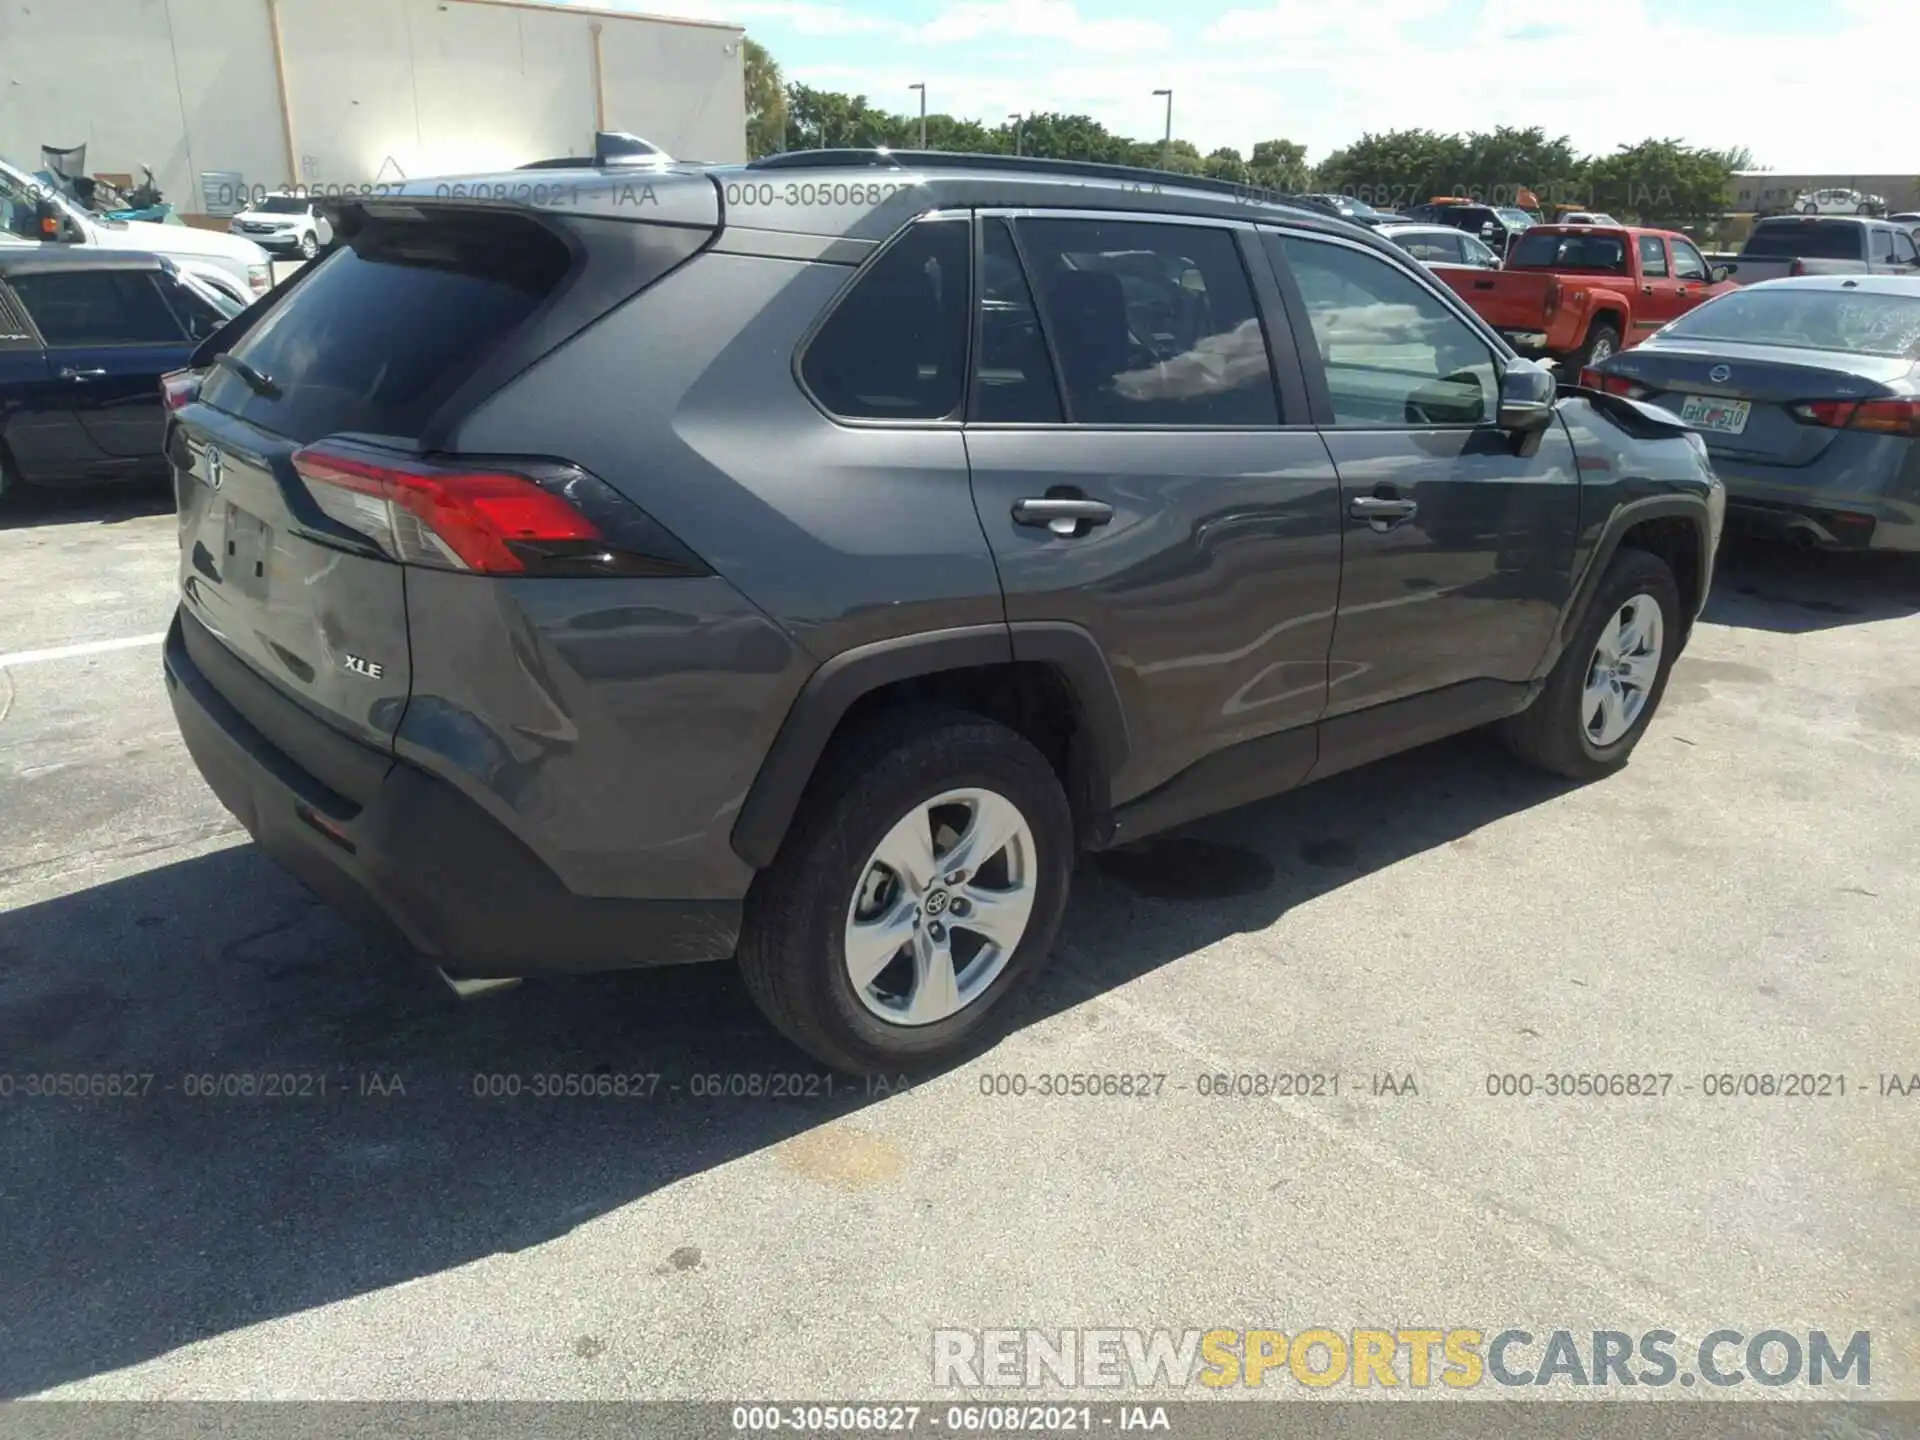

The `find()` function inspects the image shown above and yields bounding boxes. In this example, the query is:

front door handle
[59,367,108,380]
[1349,495,1418,531]
[1013,496,1114,537]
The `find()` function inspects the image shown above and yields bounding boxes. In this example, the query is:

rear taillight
[161,368,202,411]
[290,439,711,578]
[1788,259,1807,277]
[1790,398,1920,436]
[1578,369,1642,397]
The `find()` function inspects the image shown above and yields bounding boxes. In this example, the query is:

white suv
[0,156,271,303]
[228,193,332,259]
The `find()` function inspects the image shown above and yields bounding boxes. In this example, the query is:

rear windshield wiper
[211,352,282,400]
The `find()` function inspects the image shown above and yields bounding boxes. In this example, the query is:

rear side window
[10,270,187,345]
[801,217,970,421]
[200,210,572,441]
[1014,217,1278,427]
[1744,221,1863,260]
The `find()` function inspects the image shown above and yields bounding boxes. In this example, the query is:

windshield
[1661,288,1920,358]
[1497,208,1537,227]
[1743,221,1864,260]
[1509,231,1628,271]
[256,195,309,214]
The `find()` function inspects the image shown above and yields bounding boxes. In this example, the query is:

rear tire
[737,706,1074,1075]
[1572,319,1622,373]
[1501,548,1682,781]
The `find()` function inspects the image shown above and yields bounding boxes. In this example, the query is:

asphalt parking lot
[1,486,1916,1402]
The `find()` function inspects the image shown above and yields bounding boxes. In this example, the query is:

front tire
[298,231,319,259]
[737,707,1074,1074]
[1501,548,1682,780]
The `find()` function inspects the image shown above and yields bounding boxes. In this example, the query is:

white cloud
[918,0,1171,54]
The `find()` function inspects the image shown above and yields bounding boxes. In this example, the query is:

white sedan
[1794,187,1886,216]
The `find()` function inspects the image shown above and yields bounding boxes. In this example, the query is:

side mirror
[1498,360,1557,433]
[1709,264,1733,283]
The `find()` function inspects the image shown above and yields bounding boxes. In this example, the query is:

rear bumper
[163,610,740,976]
[1712,468,1920,553]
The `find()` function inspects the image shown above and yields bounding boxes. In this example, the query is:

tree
[1203,147,1250,185]
[1248,139,1309,192]
[742,39,788,158]
[1313,129,1469,210]
[1586,138,1738,228]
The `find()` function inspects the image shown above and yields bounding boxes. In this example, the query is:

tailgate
[168,204,590,753]
[1441,268,1553,330]
[172,405,411,751]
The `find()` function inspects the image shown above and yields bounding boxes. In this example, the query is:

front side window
[1014,217,1278,427]
[9,269,187,345]
[1461,235,1498,267]
[1870,228,1895,262]
[1893,230,1918,265]
[802,216,970,421]
[1272,234,1498,428]
[1638,236,1670,278]
[1671,239,1709,281]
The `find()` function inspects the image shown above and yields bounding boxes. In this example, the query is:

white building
[0,0,746,219]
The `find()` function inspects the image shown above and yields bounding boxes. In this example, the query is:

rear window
[1509,232,1628,272]
[1743,221,1865,260]
[200,210,572,441]
[1661,288,1920,359]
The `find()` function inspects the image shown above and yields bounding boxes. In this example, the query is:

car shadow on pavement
[0,485,174,532]
[0,728,1568,1397]
[1703,534,1920,634]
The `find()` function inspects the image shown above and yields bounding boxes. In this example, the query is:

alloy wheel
[1583,594,1663,747]
[843,787,1038,1027]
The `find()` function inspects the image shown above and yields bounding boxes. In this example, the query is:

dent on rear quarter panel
[395,568,810,902]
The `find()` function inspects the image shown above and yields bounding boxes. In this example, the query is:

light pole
[1008,113,1022,156]
[909,83,926,149]
[1152,88,1172,170]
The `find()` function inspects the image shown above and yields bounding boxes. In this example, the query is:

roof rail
[746,148,1313,210]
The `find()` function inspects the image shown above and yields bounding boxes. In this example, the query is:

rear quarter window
[200,210,573,442]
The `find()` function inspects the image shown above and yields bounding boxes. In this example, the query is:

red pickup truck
[1435,224,1737,372]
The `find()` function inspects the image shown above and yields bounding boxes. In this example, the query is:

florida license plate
[1678,394,1751,435]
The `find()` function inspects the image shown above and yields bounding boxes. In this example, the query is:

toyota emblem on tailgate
[1709,365,1731,383]
[203,446,224,491]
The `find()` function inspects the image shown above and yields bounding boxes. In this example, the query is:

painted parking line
[0,633,169,670]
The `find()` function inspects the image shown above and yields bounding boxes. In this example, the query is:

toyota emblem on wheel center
[1709,365,1731,383]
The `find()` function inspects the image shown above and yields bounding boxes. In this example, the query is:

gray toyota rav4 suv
[162,148,1725,1073]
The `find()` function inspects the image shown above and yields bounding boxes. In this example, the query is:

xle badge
[343,654,385,679]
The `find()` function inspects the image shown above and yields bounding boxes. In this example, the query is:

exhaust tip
[1785,523,1822,551]
[438,968,522,999]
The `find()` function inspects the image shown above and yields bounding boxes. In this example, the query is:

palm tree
[742,38,788,158]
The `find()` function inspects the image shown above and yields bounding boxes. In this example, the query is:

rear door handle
[1013,496,1114,536]
[1349,495,1418,530]
[59,367,108,380]
[1472,279,1495,290]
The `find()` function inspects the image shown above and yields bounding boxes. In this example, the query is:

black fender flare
[1554,493,1715,657]
[730,621,1130,870]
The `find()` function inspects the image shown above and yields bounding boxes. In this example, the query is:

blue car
[1588,274,1920,551]
[1,247,241,499]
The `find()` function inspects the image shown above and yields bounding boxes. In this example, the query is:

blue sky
[578,0,1913,173]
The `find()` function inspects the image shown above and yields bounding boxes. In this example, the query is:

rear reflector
[289,438,712,578]
[161,368,202,411]
[1791,398,1920,437]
